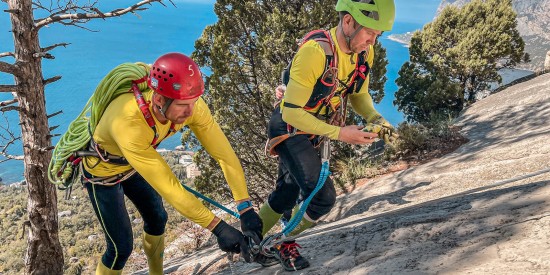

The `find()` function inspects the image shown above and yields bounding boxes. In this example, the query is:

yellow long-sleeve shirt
[83,90,249,228]
[282,27,382,140]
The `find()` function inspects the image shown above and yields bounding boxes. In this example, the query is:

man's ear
[152,93,164,106]
[343,13,354,28]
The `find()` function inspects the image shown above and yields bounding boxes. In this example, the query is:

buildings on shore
[176,149,201,179]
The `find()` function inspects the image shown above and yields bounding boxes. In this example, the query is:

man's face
[164,97,199,124]
[343,14,381,53]
[349,27,381,53]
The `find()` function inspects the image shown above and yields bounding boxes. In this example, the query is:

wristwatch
[237,201,252,212]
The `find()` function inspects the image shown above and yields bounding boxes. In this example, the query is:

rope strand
[48,62,150,185]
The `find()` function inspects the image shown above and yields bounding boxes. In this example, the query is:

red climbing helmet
[147,53,205,100]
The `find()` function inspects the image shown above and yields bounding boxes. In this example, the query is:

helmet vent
[362,10,379,20]
[147,52,205,100]
[352,0,375,3]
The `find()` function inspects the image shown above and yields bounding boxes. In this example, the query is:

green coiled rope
[48,62,150,185]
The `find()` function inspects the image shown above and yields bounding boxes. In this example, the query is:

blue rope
[282,161,331,235]
[179,160,330,236]
[181,183,241,219]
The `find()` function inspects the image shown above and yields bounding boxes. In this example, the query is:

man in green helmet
[259,0,397,271]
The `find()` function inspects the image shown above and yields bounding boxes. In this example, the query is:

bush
[394,116,467,161]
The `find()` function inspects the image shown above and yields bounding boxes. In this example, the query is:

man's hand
[338,125,379,145]
[275,85,286,100]
[212,220,252,262]
[363,119,399,144]
[240,208,263,244]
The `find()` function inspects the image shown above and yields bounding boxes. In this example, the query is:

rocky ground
[136,73,550,274]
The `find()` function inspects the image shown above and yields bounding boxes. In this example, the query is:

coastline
[387,32,413,47]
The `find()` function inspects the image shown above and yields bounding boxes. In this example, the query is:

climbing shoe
[272,240,310,271]
[255,252,279,267]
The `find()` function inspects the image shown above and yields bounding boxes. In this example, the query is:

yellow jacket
[282,27,382,140]
[84,90,249,228]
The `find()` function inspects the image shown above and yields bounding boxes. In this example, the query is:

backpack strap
[131,79,176,147]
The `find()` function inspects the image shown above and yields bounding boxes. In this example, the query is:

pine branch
[35,0,163,29]
[47,110,63,118]
[0,117,23,162]
[0,85,20,93]
[0,61,21,75]
[41,43,70,53]
[0,106,20,112]
[43,76,62,85]
[0,98,17,107]
[33,52,54,59]
[0,154,24,163]
[0,52,15,58]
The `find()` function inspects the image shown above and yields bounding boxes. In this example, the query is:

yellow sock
[95,261,122,275]
[143,232,165,275]
[258,202,283,236]
[288,207,315,236]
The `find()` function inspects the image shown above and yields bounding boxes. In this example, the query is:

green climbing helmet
[336,0,395,31]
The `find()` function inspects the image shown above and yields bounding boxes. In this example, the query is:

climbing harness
[265,29,371,157]
[48,63,178,189]
[264,128,314,158]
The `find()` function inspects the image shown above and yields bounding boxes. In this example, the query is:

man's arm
[348,91,382,123]
[188,98,264,243]
[110,115,217,229]
[187,98,250,201]
[281,41,342,139]
[282,79,341,139]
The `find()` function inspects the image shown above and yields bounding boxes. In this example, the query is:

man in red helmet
[81,53,262,274]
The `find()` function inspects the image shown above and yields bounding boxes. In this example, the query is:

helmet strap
[160,98,174,117]
[339,18,363,53]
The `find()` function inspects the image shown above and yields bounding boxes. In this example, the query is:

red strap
[131,82,160,146]
[132,83,155,128]
[133,76,147,84]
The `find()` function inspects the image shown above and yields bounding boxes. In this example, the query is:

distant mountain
[437,0,550,71]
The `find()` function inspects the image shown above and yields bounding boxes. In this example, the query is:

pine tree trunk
[7,0,64,274]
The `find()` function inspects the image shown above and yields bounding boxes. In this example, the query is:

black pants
[84,171,168,270]
[267,106,336,220]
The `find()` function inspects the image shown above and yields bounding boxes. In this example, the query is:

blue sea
[0,0,441,184]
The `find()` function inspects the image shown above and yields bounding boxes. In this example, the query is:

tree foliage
[190,0,389,202]
[394,0,528,122]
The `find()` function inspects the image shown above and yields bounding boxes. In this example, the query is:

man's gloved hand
[212,220,252,262]
[240,208,263,244]
[363,117,399,144]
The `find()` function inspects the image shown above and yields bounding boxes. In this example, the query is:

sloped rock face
[437,0,550,71]
[143,73,550,275]
[545,51,550,70]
